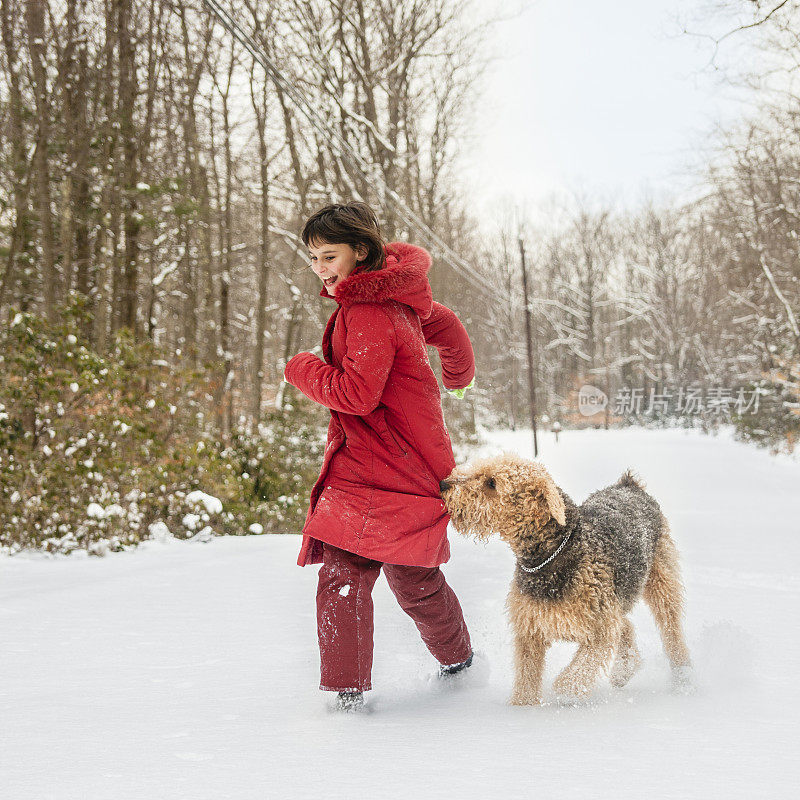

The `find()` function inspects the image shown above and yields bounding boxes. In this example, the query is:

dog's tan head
[440,453,566,545]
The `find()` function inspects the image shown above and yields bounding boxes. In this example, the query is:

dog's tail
[616,469,646,491]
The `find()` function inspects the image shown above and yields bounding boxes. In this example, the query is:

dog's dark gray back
[580,482,663,609]
[514,476,665,611]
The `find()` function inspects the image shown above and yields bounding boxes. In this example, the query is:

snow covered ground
[2,427,799,799]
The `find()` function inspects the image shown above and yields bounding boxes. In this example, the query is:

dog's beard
[444,494,496,541]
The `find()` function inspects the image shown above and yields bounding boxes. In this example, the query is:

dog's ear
[542,477,566,526]
[522,472,566,528]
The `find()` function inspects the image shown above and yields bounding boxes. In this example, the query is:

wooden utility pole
[518,237,539,458]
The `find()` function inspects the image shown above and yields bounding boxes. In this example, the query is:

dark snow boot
[438,652,473,678]
[335,690,365,712]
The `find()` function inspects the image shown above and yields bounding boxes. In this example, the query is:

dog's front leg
[552,635,616,698]
[510,629,548,705]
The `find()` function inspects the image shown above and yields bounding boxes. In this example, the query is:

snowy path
[2,428,799,799]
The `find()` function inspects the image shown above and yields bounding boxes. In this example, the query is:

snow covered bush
[227,405,327,535]
[733,358,800,454]
[0,308,325,553]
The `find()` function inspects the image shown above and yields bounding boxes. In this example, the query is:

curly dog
[440,453,691,704]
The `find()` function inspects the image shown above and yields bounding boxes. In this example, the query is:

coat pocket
[364,405,407,457]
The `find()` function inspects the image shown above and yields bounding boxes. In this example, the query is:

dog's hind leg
[644,529,691,674]
[609,617,642,688]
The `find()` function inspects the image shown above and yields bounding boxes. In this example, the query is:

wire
[200,0,497,298]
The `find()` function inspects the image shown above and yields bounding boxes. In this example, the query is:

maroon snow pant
[316,543,472,692]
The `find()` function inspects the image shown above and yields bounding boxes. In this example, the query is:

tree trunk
[93,0,119,350]
[0,0,35,311]
[117,0,140,335]
[250,67,271,422]
[25,0,58,321]
[218,46,235,438]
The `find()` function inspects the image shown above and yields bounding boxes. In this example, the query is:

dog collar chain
[518,528,573,574]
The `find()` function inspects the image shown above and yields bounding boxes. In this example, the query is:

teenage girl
[284,201,476,710]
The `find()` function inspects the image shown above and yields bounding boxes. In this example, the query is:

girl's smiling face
[308,240,367,295]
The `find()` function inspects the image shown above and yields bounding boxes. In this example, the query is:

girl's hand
[447,376,475,400]
[283,345,324,383]
[284,352,322,386]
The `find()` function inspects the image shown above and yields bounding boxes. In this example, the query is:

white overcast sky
[464,0,758,215]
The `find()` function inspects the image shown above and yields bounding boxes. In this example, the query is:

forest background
[1,0,798,553]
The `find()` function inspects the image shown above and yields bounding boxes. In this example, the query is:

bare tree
[25,0,58,321]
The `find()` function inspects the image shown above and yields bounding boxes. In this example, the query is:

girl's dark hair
[301,201,386,272]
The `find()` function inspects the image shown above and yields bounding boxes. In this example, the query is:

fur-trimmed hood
[320,241,434,320]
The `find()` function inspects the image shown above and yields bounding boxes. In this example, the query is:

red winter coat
[283,242,475,568]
